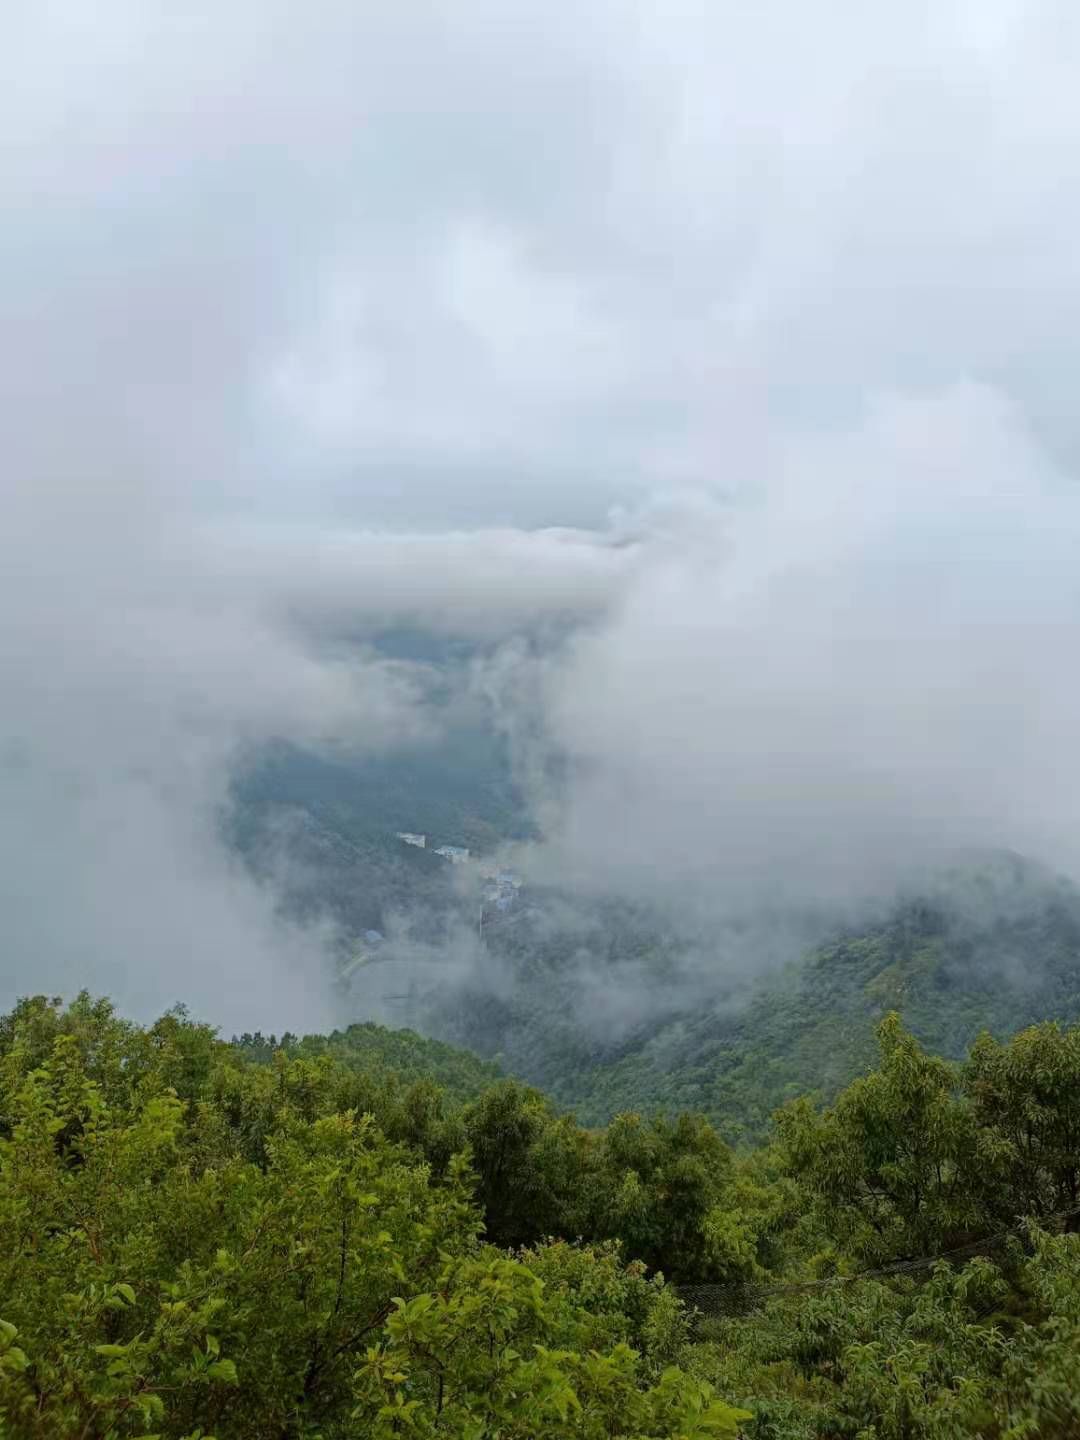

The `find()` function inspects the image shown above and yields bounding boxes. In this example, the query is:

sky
[4,1,1080,1026]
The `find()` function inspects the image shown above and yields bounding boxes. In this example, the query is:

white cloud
[512,385,1080,910]
[5,1,1080,1020]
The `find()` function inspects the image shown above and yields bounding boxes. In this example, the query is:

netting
[674,1204,1080,1321]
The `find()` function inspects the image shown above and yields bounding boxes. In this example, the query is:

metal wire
[674,1203,1080,1319]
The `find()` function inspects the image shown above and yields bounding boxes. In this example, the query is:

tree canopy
[2,993,1080,1437]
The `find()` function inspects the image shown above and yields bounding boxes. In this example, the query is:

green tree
[354,1253,750,1439]
[776,1014,989,1262]
[964,1022,1080,1228]
[0,995,755,1437]
[463,1081,582,1246]
[0,1016,479,1436]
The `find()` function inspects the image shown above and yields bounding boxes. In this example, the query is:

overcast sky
[4,1,1080,1024]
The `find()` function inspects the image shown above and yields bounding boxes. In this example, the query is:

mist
[4,2,1080,1032]
[518,385,1080,912]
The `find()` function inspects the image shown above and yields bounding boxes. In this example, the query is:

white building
[434,844,470,864]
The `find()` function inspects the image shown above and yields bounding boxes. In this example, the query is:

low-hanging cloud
[0,506,625,1027]
[5,0,1080,1031]
[494,384,1080,919]
[197,523,633,642]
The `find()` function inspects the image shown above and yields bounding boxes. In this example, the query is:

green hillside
[552,855,1080,1140]
[233,1018,503,1102]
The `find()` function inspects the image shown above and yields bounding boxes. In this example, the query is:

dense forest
[3,993,1080,1437]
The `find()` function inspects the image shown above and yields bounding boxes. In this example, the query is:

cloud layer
[523,385,1080,911]
[5,1,1080,1025]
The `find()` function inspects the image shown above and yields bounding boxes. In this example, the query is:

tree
[354,1253,750,1439]
[463,1081,579,1246]
[0,1015,479,1436]
[0,996,755,1437]
[964,1022,1080,1228]
[776,1014,990,1262]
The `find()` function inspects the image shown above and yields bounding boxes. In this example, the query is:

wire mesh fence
[673,1204,1080,1323]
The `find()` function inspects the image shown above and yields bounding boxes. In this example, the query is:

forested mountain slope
[513,855,1080,1140]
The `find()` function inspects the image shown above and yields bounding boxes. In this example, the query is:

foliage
[0,994,742,1438]
[6,990,1080,1438]
[965,1022,1080,1226]
[354,1253,749,1439]
[774,1015,989,1262]
[235,1021,502,1101]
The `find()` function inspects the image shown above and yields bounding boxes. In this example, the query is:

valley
[231,740,1080,1142]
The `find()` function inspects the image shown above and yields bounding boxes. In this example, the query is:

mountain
[227,738,1080,1141]
[537,852,1080,1139]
